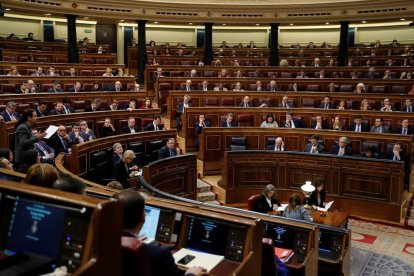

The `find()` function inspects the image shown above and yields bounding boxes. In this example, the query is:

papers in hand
[276,203,288,212]
[317,201,334,212]
[44,125,58,139]
[173,248,224,272]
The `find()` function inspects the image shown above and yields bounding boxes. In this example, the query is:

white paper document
[317,201,334,212]
[44,125,58,139]
[277,203,288,212]
[173,248,224,272]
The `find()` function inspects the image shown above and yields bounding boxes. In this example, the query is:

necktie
[169,150,173,157]
[403,128,407,135]
[9,113,16,121]
[356,125,360,132]
[187,86,190,91]
[202,123,206,128]
[227,123,231,127]
[36,143,48,155]
[60,137,67,149]
[155,124,158,131]
[325,104,328,109]
[130,128,135,133]
[409,107,412,112]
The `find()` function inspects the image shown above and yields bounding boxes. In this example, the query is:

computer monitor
[318,231,333,254]
[138,205,161,241]
[264,223,296,249]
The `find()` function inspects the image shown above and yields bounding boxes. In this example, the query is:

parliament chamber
[0,0,414,275]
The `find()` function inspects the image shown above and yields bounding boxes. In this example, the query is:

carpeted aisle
[349,218,414,275]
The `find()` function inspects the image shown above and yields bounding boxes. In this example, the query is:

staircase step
[197,181,211,193]
[197,191,216,202]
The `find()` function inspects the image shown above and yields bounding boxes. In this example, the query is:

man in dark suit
[370,117,390,133]
[27,80,40,93]
[402,99,414,112]
[85,98,104,112]
[181,79,193,91]
[220,113,237,127]
[1,101,19,122]
[144,115,165,131]
[32,129,55,164]
[385,143,405,162]
[195,114,211,148]
[331,136,353,156]
[304,134,325,154]
[114,190,207,276]
[282,112,305,128]
[48,125,73,153]
[239,95,253,108]
[61,98,76,114]
[395,119,414,135]
[48,102,69,115]
[158,138,179,160]
[310,115,329,130]
[15,81,28,94]
[104,81,124,92]
[318,96,335,109]
[14,109,47,165]
[176,95,193,129]
[35,100,48,117]
[112,142,124,168]
[68,122,88,144]
[348,115,369,132]
[47,81,63,93]
[121,117,141,134]
[278,96,295,108]
[67,82,85,92]
[267,80,280,92]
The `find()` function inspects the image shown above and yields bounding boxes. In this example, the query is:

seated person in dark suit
[0,157,18,181]
[35,100,48,117]
[282,112,305,128]
[158,138,179,160]
[67,81,85,92]
[220,113,237,127]
[385,143,405,162]
[304,134,325,154]
[100,118,116,137]
[176,94,193,129]
[85,98,104,112]
[181,79,194,91]
[310,115,329,130]
[348,115,369,132]
[267,80,280,92]
[361,145,379,158]
[253,184,281,213]
[114,190,208,276]
[278,96,295,108]
[112,142,124,168]
[15,81,28,94]
[318,96,335,109]
[32,129,55,164]
[395,119,414,135]
[104,81,124,92]
[239,95,253,108]
[0,101,19,122]
[331,136,352,156]
[121,117,141,134]
[47,81,63,93]
[48,125,73,153]
[308,177,326,208]
[113,150,139,189]
[195,114,210,148]
[272,137,286,152]
[144,115,165,131]
[48,101,70,115]
[68,122,88,144]
[62,98,76,114]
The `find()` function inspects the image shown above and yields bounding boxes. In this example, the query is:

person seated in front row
[303,134,324,154]
[283,193,312,222]
[47,81,63,93]
[68,82,85,92]
[308,177,326,208]
[253,184,281,214]
[331,136,352,156]
[121,117,141,134]
[52,175,86,195]
[112,142,124,167]
[261,114,278,128]
[282,112,304,128]
[220,113,237,127]
[144,115,165,131]
[68,122,88,145]
[158,138,180,160]
[79,120,96,141]
[48,125,73,154]
[100,118,116,137]
[113,150,139,189]
[114,190,209,276]
[16,149,40,174]
[176,95,193,129]
[32,129,55,164]
[195,114,210,148]
[385,143,405,162]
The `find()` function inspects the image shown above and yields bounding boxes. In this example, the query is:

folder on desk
[173,248,224,272]
[316,201,334,212]
[276,203,288,212]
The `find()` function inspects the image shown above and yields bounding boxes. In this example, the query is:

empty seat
[82,59,94,64]
[391,86,407,93]
[237,115,253,127]
[220,98,236,107]
[80,70,93,76]
[3,56,16,62]
[370,85,387,93]
[128,142,146,166]
[230,137,246,151]
[41,83,54,92]
[1,84,16,93]
[148,140,163,161]
[83,83,94,92]
[339,84,353,92]
[55,57,68,63]
[169,71,182,77]
[91,151,114,184]
[36,57,49,62]
[302,98,316,108]
[205,98,219,107]
[307,84,320,92]
[16,104,31,115]
[96,59,108,64]
[266,137,276,150]
[94,70,106,76]
[280,72,292,78]
[247,195,260,211]
[203,71,216,77]
[71,100,86,112]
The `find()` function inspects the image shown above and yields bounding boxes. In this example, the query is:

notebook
[316,201,334,212]
[173,248,224,272]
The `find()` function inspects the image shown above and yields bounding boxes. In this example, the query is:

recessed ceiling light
[400,18,406,21]
[289,23,294,26]
[361,20,367,23]
[325,22,330,25]
[5,8,11,11]
[222,23,226,26]
[44,13,52,16]
[255,24,260,26]
[154,21,159,24]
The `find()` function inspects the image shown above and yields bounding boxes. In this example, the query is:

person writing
[283,194,312,222]
[114,190,208,276]
[308,178,326,208]
[253,184,281,213]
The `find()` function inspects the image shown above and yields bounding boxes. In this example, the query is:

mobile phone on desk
[177,255,195,265]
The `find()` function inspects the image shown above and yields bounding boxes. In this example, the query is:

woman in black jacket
[308,177,326,207]
[254,184,281,213]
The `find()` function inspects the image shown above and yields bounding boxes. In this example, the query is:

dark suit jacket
[144,123,164,131]
[14,88,25,94]
[267,86,280,92]
[48,134,73,153]
[100,127,116,137]
[220,121,238,127]
[348,123,370,132]
[303,143,325,153]
[310,122,329,129]
[67,87,85,93]
[158,146,178,160]
[35,108,47,117]
[278,102,295,108]
[181,86,193,91]
[395,126,414,135]
[308,191,326,207]
[0,111,19,122]
[385,151,406,162]
[253,195,280,214]
[104,84,124,92]
[402,106,414,112]
[331,145,353,156]
[176,102,193,116]
[318,102,335,109]
[121,125,141,134]
[48,109,69,115]
[282,118,305,128]
[47,88,63,93]
[113,161,131,189]
[195,120,211,135]
[122,233,181,276]
[14,122,38,163]
[239,102,253,108]
[34,141,55,157]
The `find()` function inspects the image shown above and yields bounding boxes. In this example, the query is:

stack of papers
[173,248,224,272]
[276,203,288,212]
[316,201,334,212]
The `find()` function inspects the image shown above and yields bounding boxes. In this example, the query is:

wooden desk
[268,209,348,228]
